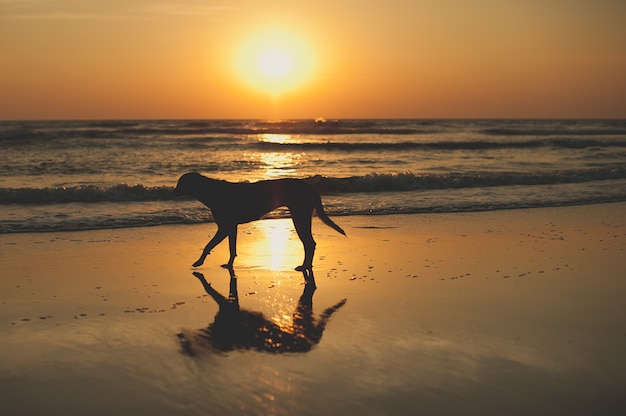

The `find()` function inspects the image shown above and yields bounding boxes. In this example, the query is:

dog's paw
[295,265,312,272]
[192,259,204,267]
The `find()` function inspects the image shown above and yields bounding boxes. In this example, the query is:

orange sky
[1,0,625,120]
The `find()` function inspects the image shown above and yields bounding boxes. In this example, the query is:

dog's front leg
[192,228,228,267]
[224,225,238,269]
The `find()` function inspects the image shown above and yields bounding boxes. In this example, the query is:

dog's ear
[191,172,204,181]
[173,173,192,196]
[183,172,203,183]
[173,172,204,196]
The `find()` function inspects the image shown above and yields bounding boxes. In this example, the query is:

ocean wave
[312,168,626,193]
[3,168,626,205]
[2,185,625,234]
[251,138,626,151]
[0,210,211,234]
[0,119,428,143]
[481,123,626,137]
[0,184,175,204]
[3,120,625,151]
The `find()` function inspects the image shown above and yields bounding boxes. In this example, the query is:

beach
[1,203,625,415]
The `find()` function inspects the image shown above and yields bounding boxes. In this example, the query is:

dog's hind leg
[192,227,229,267]
[224,225,238,269]
[292,212,316,271]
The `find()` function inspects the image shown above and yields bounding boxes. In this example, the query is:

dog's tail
[315,196,346,236]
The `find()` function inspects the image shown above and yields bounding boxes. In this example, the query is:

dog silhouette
[173,172,345,270]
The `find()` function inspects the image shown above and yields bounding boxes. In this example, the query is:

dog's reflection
[177,269,346,355]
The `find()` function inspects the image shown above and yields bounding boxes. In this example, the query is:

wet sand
[1,203,626,415]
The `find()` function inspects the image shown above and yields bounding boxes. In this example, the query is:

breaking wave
[3,168,626,205]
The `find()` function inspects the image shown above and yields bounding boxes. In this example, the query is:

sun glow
[235,28,315,96]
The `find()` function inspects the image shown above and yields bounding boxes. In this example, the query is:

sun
[235,28,315,96]
[258,48,293,79]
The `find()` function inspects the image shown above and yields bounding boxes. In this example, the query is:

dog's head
[172,172,203,197]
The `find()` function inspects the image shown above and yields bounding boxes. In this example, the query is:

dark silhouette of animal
[176,270,346,355]
[172,172,345,270]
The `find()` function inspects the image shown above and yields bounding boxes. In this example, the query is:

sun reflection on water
[238,134,305,180]
[259,133,298,144]
[259,152,301,179]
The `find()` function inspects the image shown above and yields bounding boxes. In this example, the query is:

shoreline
[1,203,625,415]
[4,198,626,235]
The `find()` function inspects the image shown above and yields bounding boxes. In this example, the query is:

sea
[1,119,625,234]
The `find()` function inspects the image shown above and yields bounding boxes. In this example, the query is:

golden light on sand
[254,219,297,271]
[235,28,315,96]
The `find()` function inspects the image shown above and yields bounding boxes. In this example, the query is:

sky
[1,0,625,120]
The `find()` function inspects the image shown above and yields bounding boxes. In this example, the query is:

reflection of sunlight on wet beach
[247,219,300,271]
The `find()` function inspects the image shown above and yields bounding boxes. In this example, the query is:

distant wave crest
[253,138,626,151]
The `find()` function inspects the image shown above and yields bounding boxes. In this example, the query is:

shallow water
[2,119,626,233]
